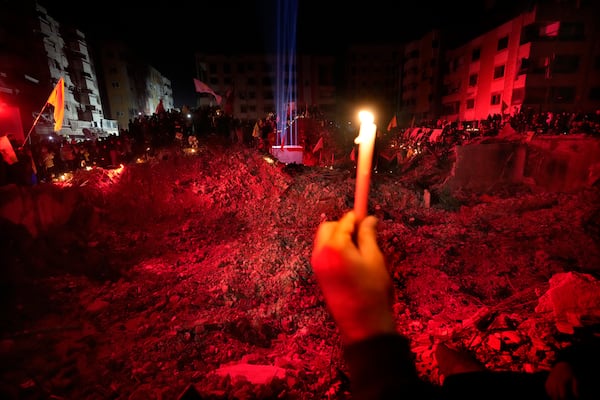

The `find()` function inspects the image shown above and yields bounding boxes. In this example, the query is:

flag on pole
[312,137,324,153]
[46,77,65,131]
[193,79,222,104]
[387,115,397,131]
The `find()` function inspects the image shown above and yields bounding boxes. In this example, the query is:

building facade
[400,30,444,127]
[194,52,337,122]
[95,40,174,130]
[343,43,403,126]
[440,0,600,123]
[0,1,118,141]
[0,1,175,141]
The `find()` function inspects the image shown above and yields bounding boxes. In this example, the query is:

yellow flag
[46,78,65,131]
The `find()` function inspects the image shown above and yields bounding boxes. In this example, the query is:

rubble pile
[1,138,599,399]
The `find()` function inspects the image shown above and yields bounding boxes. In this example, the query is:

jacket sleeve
[343,333,438,399]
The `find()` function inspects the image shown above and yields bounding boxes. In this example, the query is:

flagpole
[23,102,50,146]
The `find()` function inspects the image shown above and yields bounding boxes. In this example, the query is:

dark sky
[42,0,527,108]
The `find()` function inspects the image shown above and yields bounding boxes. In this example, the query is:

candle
[354,111,377,223]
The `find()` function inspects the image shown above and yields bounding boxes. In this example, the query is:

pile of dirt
[1,138,599,399]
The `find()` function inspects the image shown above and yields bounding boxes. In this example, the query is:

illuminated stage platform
[271,145,304,165]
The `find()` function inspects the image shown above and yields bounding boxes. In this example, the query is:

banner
[312,137,324,153]
[47,77,65,131]
[193,79,222,105]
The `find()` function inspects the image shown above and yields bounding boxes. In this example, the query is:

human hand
[545,361,579,400]
[310,211,396,345]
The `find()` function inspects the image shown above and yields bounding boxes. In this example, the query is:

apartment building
[194,52,336,122]
[400,30,443,126]
[95,40,174,130]
[0,1,118,140]
[440,0,600,122]
[342,43,403,126]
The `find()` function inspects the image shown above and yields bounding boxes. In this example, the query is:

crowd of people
[410,109,600,141]
[2,105,600,187]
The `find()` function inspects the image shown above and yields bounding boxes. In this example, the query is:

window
[540,21,560,38]
[517,58,529,75]
[491,93,501,105]
[553,55,580,74]
[471,48,481,62]
[494,65,505,79]
[466,99,475,109]
[512,88,525,104]
[468,73,478,86]
[550,86,575,103]
[559,22,584,40]
[521,24,536,44]
[442,101,460,115]
[408,49,420,59]
[524,87,547,103]
[497,36,508,51]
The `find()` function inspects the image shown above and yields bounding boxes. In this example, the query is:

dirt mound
[1,138,599,399]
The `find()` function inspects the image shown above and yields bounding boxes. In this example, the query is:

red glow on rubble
[53,164,125,189]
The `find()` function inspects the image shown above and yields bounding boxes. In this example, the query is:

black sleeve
[344,333,439,400]
[554,336,600,381]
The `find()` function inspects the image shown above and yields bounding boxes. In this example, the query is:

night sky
[42,0,528,108]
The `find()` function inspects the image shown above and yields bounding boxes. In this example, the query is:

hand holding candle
[354,111,377,223]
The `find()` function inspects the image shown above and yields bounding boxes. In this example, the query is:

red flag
[387,115,397,131]
[312,137,324,153]
[47,77,65,131]
[193,79,222,104]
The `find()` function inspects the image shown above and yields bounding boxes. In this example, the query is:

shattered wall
[445,136,600,192]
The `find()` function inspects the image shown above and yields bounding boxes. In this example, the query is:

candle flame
[358,110,374,124]
[355,110,376,144]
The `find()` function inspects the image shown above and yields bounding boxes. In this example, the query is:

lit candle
[354,111,377,223]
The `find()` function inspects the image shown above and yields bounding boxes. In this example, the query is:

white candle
[354,111,377,223]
